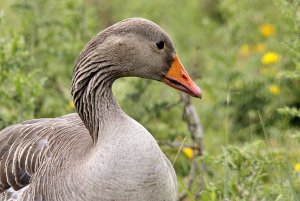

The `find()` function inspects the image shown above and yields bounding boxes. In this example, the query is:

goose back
[0,114,92,200]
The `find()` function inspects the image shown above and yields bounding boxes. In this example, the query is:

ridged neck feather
[71,48,121,145]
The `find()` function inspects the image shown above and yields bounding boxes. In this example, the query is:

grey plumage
[0,18,178,201]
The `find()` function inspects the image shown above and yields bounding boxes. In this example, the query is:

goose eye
[156,41,164,49]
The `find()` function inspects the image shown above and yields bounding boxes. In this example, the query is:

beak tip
[195,92,203,99]
[192,86,202,99]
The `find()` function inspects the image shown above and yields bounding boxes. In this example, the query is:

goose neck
[71,56,121,144]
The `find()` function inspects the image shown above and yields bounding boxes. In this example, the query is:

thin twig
[178,92,205,201]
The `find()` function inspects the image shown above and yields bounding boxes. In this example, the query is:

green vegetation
[0,0,299,200]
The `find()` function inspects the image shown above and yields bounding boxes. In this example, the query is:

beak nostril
[182,74,188,80]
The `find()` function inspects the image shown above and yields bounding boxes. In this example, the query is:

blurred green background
[0,0,299,200]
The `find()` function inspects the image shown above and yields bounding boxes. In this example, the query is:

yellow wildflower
[268,85,281,95]
[239,43,266,56]
[261,51,281,65]
[259,24,275,37]
[68,101,75,110]
[182,147,194,160]
[239,44,251,56]
[253,43,266,53]
[294,163,300,172]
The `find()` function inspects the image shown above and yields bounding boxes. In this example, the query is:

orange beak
[161,55,202,98]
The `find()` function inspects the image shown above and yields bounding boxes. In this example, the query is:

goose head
[73,18,202,99]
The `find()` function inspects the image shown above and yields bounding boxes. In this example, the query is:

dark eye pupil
[156,41,164,49]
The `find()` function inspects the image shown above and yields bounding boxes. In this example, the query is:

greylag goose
[0,18,201,201]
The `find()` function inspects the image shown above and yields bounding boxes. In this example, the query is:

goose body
[0,18,201,201]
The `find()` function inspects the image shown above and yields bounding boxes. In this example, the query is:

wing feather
[0,113,88,195]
